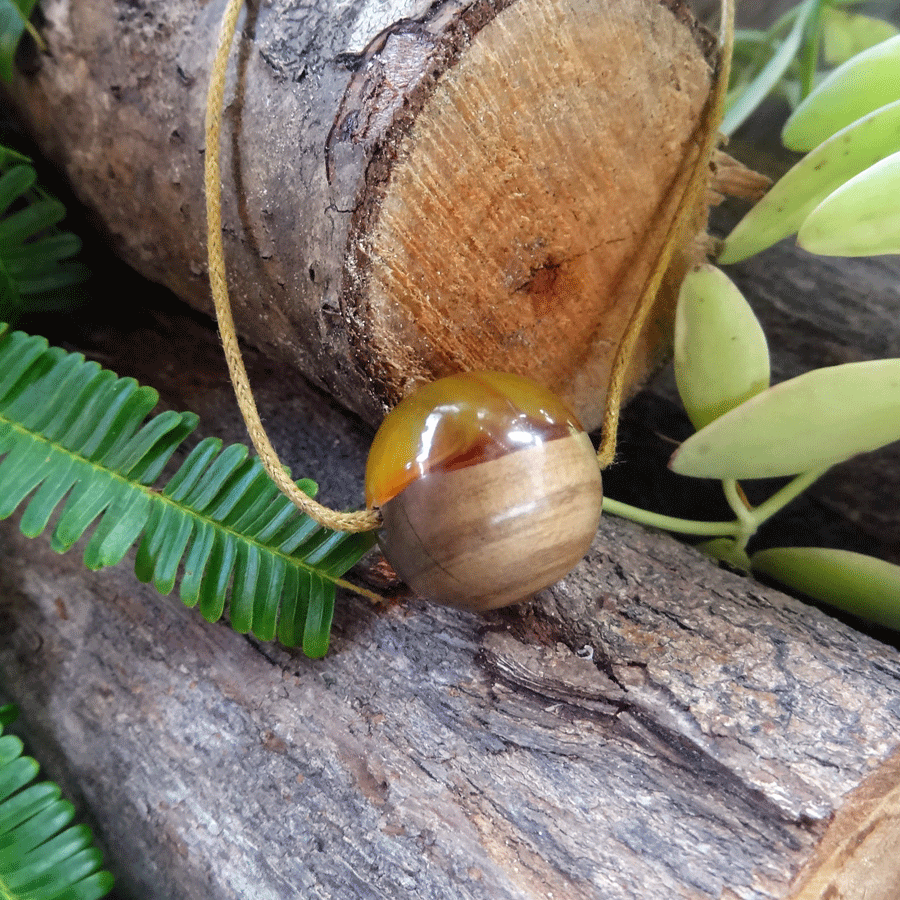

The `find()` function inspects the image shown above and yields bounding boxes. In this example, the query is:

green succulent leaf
[0,714,114,900]
[0,325,377,657]
[782,33,900,151]
[674,265,770,430]
[751,547,900,630]
[822,8,900,67]
[670,359,900,479]
[697,538,751,572]
[720,99,900,263]
[796,149,900,256]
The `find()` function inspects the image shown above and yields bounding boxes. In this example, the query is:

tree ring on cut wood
[341,0,719,430]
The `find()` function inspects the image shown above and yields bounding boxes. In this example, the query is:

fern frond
[0,710,114,900]
[0,325,377,657]
[0,149,88,323]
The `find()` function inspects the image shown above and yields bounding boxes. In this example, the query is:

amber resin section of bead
[365,372,603,611]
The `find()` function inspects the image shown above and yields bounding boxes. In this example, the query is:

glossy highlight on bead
[366,371,603,611]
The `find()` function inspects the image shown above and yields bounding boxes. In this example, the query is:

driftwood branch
[2,259,900,898]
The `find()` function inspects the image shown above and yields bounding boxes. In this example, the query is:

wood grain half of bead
[366,372,603,610]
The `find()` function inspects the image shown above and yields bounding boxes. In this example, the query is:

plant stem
[602,497,741,537]
[722,479,757,551]
[723,479,751,517]
[604,467,829,544]
[22,19,47,53]
[797,0,827,98]
[748,467,830,526]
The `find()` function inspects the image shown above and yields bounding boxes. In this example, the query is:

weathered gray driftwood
[2,270,900,899]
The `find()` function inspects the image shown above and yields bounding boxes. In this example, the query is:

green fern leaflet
[0,705,114,900]
[0,147,89,323]
[0,323,376,657]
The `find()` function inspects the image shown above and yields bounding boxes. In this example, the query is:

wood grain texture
[1,297,900,899]
[379,432,603,609]
[350,0,714,421]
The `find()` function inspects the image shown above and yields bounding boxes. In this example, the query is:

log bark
[4,0,720,430]
[2,268,900,899]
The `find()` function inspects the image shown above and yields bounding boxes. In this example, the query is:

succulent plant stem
[748,467,830,526]
[603,466,830,546]
[723,478,757,551]
[600,498,741,538]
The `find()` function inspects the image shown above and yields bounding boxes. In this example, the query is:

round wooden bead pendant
[365,371,603,611]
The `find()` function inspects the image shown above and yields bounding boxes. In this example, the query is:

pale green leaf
[670,359,900,479]
[674,266,769,430]
[822,14,856,72]
[783,34,900,151]
[822,9,899,68]
[751,547,900,629]
[722,0,824,137]
[797,149,900,256]
[720,99,900,263]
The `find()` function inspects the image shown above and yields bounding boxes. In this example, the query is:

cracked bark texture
[2,250,900,899]
[4,0,719,431]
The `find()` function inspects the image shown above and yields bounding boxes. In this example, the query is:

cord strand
[596,0,735,469]
[204,0,381,533]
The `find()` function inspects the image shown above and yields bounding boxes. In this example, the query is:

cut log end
[346,0,717,429]
[788,747,900,900]
[6,0,728,431]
